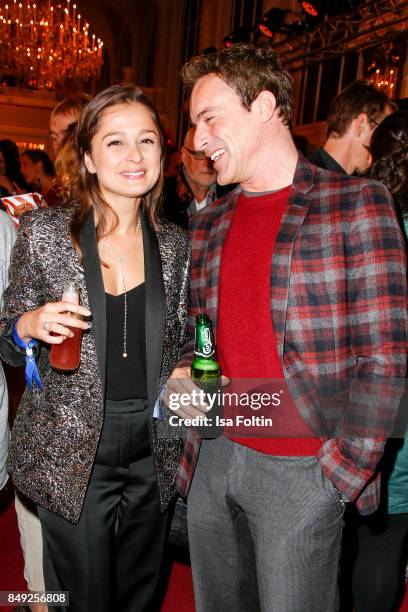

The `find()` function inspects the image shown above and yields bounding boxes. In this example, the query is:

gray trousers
[187,436,344,612]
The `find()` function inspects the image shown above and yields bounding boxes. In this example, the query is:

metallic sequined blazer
[0,206,190,523]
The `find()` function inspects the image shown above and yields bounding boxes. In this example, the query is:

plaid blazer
[175,154,407,515]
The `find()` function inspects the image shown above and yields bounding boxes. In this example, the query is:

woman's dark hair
[0,139,26,185]
[21,149,55,178]
[71,84,166,258]
[370,111,408,215]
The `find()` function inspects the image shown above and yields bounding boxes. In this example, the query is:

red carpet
[0,488,26,612]
[161,561,195,612]
[0,486,195,612]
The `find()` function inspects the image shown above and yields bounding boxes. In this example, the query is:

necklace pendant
[123,352,127,358]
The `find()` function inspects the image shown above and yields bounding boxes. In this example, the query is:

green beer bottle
[191,313,222,438]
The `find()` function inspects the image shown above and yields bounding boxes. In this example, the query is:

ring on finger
[43,321,51,332]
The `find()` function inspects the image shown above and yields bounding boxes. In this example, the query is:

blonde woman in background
[49,94,90,157]
[54,123,81,201]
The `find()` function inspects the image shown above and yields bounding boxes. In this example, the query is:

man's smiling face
[190,74,262,187]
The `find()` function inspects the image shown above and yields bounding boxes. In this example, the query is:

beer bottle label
[194,325,215,358]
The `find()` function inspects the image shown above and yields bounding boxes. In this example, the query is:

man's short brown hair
[181,43,293,128]
[326,80,394,138]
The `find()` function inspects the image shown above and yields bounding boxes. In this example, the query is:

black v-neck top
[105,283,147,400]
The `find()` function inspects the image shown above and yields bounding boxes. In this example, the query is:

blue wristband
[12,318,44,391]
[153,384,166,421]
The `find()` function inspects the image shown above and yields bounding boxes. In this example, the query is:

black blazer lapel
[79,212,107,389]
[142,210,165,412]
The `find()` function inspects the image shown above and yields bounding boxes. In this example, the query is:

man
[310,80,394,174]
[162,126,223,227]
[165,45,407,611]
[181,126,219,215]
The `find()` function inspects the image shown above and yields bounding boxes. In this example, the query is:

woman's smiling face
[84,102,162,209]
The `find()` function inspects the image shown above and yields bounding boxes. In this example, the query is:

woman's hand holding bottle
[16,301,91,345]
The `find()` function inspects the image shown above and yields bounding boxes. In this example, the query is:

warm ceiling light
[301,1,319,17]
[257,8,286,38]
[0,0,103,90]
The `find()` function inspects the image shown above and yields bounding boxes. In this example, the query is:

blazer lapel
[142,210,165,412]
[205,188,239,337]
[79,212,107,389]
[271,156,315,360]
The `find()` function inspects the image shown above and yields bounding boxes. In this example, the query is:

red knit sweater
[217,188,321,455]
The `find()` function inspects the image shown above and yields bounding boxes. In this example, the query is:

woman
[0,84,190,612]
[352,110,408,612]
[20,150,60,207]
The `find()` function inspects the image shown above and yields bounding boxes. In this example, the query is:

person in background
[310,80,395,175]
[5,150,55,612]
[180,126,218,216]
[20,150,60,207]
[54,123,81,202]
[352,110,408,612]
[0,139,27,198]
[165,44,407,612]
[0,143,46,612]
[49,94,91,157]
[0,210,16,490]
[0,146,10,205]
[370,110,408,233]
[162,126,230,228]
[0,84,189,612]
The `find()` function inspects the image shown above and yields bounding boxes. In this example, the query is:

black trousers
[38,399,168,612]
[352,511,408,612]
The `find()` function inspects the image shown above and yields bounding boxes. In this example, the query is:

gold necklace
[104,220,141,358]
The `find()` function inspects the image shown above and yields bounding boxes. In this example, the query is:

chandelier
[368,66,398,99]
[365,42,403,100]
[0,0,103,90]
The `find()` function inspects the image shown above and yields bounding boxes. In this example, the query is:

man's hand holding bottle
[164,313,228,437]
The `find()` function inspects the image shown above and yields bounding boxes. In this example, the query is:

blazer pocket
[294,233,344,257]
